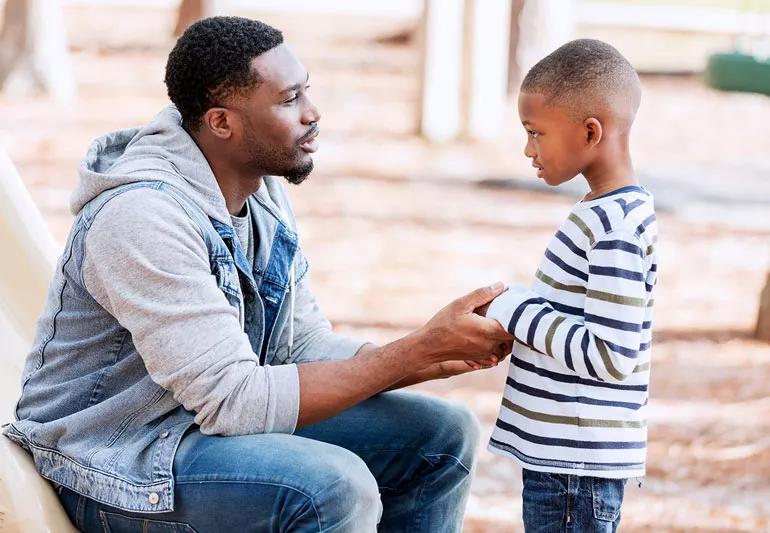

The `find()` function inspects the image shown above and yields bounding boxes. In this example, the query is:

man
[4,17,512,532]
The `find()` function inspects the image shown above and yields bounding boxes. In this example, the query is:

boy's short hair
[521,39,641,122]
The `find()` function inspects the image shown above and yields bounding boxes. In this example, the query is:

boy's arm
[486,229,651,382]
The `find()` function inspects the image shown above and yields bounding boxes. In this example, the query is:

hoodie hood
[72,105,232,224]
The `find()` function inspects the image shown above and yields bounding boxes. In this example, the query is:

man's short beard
[283,159,314,185]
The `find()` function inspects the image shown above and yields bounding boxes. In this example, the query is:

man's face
[234,44,320,184]
[517,92,590,187]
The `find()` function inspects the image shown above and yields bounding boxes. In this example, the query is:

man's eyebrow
[279,73,310,95]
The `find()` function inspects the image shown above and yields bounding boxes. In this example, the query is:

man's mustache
[297,124,319,145]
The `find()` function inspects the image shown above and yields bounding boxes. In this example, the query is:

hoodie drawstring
[287,260,295,361]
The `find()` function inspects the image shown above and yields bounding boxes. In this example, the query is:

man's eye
[284,95,299,104]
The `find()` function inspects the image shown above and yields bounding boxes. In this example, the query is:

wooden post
[757,271,770,342]
[507,0,527,94]
[419,0,465,142]
[465,0,512,140]
[515,0,575,79]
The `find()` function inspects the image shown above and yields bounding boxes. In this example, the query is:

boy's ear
[583,117,603,147]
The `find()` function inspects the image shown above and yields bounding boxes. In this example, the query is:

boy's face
[517,92,591,186]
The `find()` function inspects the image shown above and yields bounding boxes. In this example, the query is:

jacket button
[159,431,169,439]
[148,492,160,505]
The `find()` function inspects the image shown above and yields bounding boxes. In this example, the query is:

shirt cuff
[265,363,300,434]
[485,284,534,332]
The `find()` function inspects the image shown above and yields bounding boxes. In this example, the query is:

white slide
[0,147,77,532]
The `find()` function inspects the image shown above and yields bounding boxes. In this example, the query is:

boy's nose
[524,140,536,159]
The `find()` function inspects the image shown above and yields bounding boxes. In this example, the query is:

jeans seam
[421,452,472,475]
[410,474,428,532]
[76,494,87,531]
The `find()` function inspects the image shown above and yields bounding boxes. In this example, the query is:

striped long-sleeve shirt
[486,186,658,479]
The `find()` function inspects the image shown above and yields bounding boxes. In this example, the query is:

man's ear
[203,107,234,140]
[583,117,603,147]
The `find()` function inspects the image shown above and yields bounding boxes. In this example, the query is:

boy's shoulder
[570,187,656,247]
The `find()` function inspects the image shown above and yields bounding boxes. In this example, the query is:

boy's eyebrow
[522,120,533,126]
[279,73,310,95]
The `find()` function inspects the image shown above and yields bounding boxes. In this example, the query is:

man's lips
[299,126,319,153]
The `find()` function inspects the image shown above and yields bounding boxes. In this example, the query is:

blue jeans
[522,469,627,533]
[58,391,479,532]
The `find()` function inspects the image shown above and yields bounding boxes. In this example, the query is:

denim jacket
[3,106,363,513]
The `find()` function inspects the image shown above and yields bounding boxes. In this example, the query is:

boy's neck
[581,150,637,201]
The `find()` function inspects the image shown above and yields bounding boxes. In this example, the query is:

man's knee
[423,399,481,472]
[311,450,382,530]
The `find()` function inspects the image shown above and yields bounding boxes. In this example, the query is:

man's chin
[283,159,314,185]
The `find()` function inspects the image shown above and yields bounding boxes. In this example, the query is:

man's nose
[303,98,321,124]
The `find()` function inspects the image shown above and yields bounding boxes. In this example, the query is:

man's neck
[193,132,264,216]
[213,164,263,216]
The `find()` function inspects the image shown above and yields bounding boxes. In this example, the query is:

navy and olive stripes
[488,187,657,478]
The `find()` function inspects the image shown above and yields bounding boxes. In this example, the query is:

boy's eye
[527,130,539,138]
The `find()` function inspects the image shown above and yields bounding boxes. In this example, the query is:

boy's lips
[532,161,545,178]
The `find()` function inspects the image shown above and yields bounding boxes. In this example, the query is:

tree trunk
[0,0,75,101]
[756,271,770,342]
[174,0,216,37]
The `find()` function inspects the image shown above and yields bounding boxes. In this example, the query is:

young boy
[483,39,658,531]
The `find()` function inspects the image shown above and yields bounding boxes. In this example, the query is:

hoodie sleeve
[82,189,300,435]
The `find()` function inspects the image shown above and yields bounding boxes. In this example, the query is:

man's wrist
[395,327,441,372]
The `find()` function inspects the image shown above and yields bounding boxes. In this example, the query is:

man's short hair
[165,16,283,130]
[521,38,640,121]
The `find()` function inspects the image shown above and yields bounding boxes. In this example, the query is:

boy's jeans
[522,469,627,533]
[58,391,479,532]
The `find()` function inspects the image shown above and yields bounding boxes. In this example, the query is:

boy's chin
[541,173,574,187]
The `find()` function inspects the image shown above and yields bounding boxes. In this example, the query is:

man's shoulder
[84,186,206,255]
[88,186,194,230]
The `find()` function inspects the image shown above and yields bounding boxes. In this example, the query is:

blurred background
[0,0,769,530]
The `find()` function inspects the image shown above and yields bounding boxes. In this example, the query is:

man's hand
[474,301,491,317]
[413,282,514,367]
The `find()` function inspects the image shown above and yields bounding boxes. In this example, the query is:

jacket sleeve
[82,189,300,436]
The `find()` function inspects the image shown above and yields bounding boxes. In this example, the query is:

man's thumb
[457,282,505,311]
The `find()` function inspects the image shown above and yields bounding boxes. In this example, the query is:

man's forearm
[295,282,513,429]
[352,343,440,392]
[295,332,430,428]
